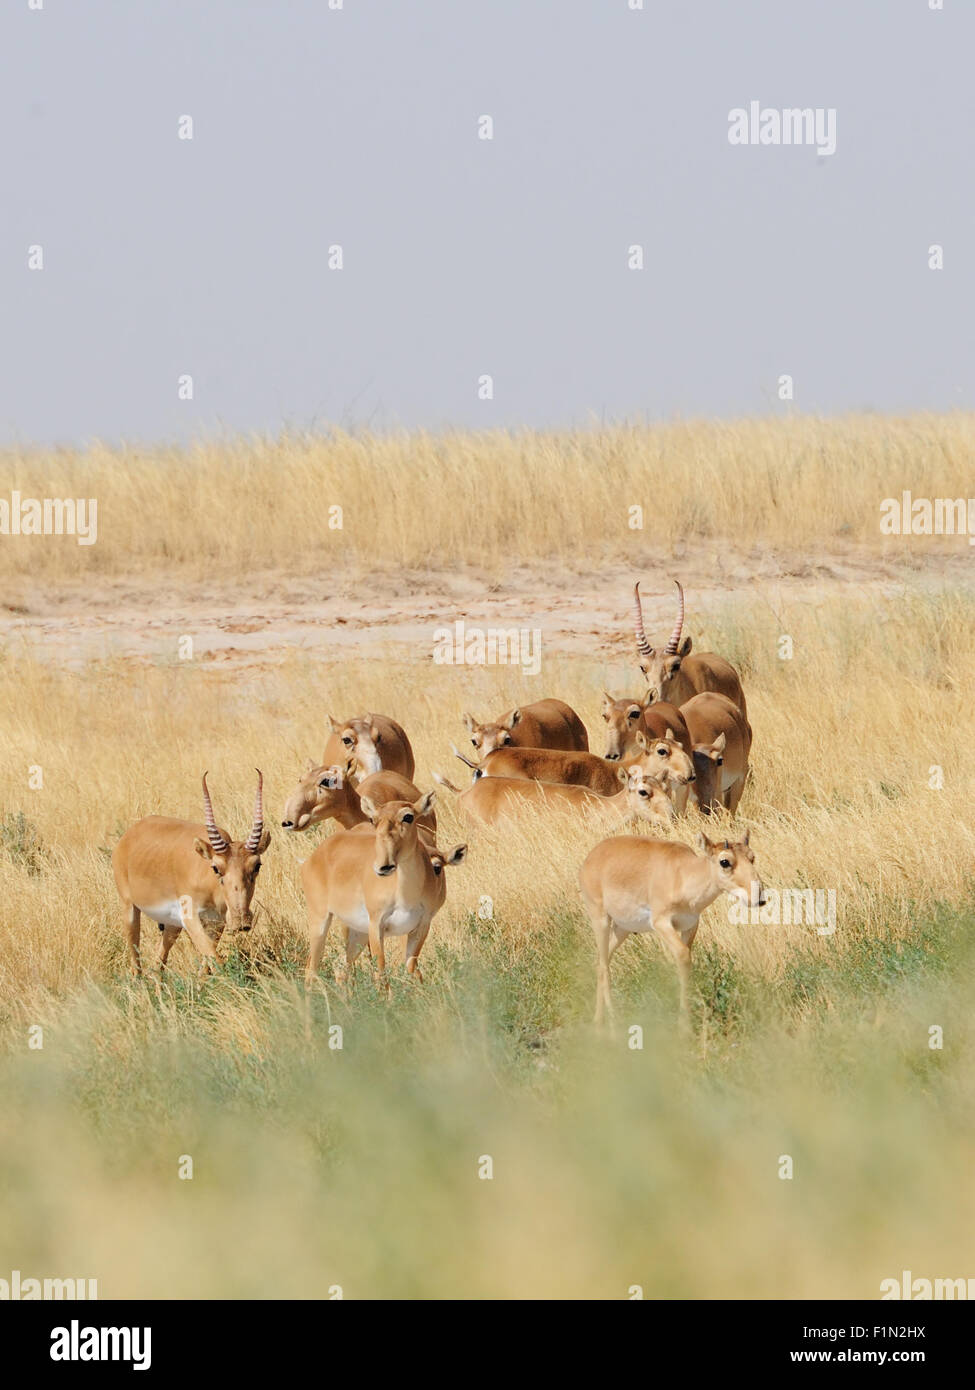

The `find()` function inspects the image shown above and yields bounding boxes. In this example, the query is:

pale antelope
[462,698,589,755]
[301,793,466,991]
[680,692,753,815]
[281,758,436,836]
[323,713,415,779]
[112,772,270,975]
[455,734,693,799]
[433,764,675,829]
[632,581,747,717]
[580,830,765,1024]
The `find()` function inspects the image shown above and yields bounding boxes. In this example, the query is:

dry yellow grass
[2,411,974,581]
[0,582,973,1298]
[1,419,973,1299]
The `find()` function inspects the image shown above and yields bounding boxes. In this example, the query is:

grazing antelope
[632,581,748,717]
[112,772,270,975]
[580,830,765,1024]
[455,733,693,798]
[680,692,753,815]
[462,699,589,755]
[301,793,467,991]
[281,758,436,836]
[323,713,415,779]
[433,764,675,829]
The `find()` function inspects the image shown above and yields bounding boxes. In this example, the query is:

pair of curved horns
[201,771,264,853]
[632,580,685,658]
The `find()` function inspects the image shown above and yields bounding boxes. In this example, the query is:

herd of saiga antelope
[112,581,766,1023]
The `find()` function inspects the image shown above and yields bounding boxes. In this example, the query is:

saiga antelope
[600,693,693,760]
[433,764,676,829]
[281,758,436,836]
[462,699,589,755]
[453,733,693,799]
[323,713,415,779]
[302,793,467,992]
[112,772,270,975]
[680,692,753,815]
[633,581,747,717]
[580,830,765,1024]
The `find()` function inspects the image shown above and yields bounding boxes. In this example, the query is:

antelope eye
[719,857,732,869]
[471,738,477,747]
[657,746,668,757]
[402,812,414,824]
[628,709,640,721]
[638,788,649,798]
[212,865,221,875]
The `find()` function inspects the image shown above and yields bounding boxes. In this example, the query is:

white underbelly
[337,902,370,934]
[141,900,185,929]
[611,903,655,934]
[335,902,423,936]
[383,904,424,936]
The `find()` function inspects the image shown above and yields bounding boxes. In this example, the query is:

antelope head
[195,771,270,930]
[633,580,693,702]
[281,758,352,831]
[462,710,520,755]
[361,792,437,878]
[698,830,766,908]
[620,765,676,827]
[328,714,384,775]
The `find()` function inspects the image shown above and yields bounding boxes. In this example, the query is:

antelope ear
[446,843,468,866]
[600,692,615,716]
[616,765,629,786]
[359,795,379,822]
[255,828,271,854]
[680,636,693,657]
[462,712,478,732]
[503,709,522,730]
[413,790,436,818]
[713,732,727,754]
[741,828,750,847]
[696,832,714,854]
[634,730,649,750]
[343,755,357,777]
[304,758,317,773]
[194,838,215,861]
[664,727,677,741]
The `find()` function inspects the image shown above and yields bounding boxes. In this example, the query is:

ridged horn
[664,580,685,656]
[245,770,265,853]
[632,583,653,658]
[201,773,229,853]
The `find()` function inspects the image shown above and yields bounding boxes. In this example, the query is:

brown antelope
[632,581,748,717]
[462,698,589,755]
[112,772,270,975]
[454,733,693,798]
[601,693,693,760]
[281,758,436,836]
[433,764,675,829]
[323,713,415,779]
[580,830,765,1024]
[680,692,753,815]
[301,793,467,991]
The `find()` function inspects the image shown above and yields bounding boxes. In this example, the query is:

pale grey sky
[1,0,972,447]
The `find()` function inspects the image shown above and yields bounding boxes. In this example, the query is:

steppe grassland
[2,411,974,580]
[0,414,968,1301]
[0,572,973,1297]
